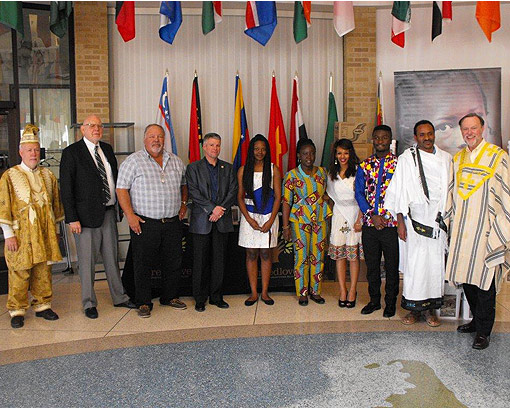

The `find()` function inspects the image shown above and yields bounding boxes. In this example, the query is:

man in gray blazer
[186,133,238,312]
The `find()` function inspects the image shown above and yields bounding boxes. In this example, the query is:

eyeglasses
[84,123,104,129]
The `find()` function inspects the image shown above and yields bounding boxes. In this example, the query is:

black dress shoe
[210,299,229,309]
[383,304,396,318]
[11,316,24,328]
[114,300,137,309]
[35,309,59,321]
[195,302,205,312]
[338,299,347,308]
[310,295,325,304]
[472,334,490,350]
[261,297,275,306]
[360,302,381,315]
[85,307,98,319]
[457,321,476,333]
[298,296,308,306]
[245,298,257,306]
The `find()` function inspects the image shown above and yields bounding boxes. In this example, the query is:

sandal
[401,312,419,325]
[426,313,441,327]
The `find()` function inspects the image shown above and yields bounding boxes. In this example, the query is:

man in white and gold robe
[446,113,510,350]
[385,120,452,327]
[0,125,64,328]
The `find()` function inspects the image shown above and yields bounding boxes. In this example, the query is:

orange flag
[476,1,500,42]
[268,76,288,171]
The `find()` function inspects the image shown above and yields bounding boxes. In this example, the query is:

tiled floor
[1,273,509,356]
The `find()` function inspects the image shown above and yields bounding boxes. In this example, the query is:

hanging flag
[321,92,338,168]
[432,1,452,41]
[232,75,250,173]
[391,1,411,48]
[189,75,203,163]
[288,75,308,171]
[245,1,277,46]
[443,1,452,21]
[476,1,500,43]
[333,1,355,37]
[268,76,288,171]
[50,1,73,38]
[115,2,135,42]
[159,1,182,45]
[0,1,24,38]
[293,1,311,44]
[376,72,385,126]
[157,72,178,155]
[202,1,222,35]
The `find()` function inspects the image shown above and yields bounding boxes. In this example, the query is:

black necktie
[94,145,111,204]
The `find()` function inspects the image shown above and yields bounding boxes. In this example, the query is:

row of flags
[391,1,501,47]
[114,1,356,45]
[157,73,338,172]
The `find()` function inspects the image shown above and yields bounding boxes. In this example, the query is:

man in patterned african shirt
[0,125,64,328]
[446,113,510,350]
[355,125,399,318]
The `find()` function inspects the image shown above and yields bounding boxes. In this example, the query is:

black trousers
[463,278,496,336]
[130,216,183,306]
[192,224,228,304]
[361,226,400,306]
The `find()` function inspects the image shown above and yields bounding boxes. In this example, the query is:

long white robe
[385,146,452,308]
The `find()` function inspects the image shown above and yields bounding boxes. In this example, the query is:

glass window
[0,25,14,100]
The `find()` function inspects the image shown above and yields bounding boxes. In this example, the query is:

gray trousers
[74,208,128,310]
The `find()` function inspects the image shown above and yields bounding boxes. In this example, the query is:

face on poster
[394,68,501,156]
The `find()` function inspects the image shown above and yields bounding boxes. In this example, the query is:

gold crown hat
[20,124,40,144]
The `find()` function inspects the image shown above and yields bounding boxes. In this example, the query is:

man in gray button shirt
[117,124,188,318]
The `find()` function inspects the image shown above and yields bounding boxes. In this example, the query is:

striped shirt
[117,149,186,219]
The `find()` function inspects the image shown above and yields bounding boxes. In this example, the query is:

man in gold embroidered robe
[446,113,510,350]
[0,125,64,328]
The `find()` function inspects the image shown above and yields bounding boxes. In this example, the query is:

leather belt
[105,205,115,211]
[139,215,178,223]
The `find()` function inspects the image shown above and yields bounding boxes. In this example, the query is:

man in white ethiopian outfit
[385,120,452,327]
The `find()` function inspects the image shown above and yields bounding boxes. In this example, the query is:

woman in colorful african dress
[327,139,363,308]
[238,135,282,306]
[282,139,332,306]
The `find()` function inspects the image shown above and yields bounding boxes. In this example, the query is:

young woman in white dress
[237,135,282,306]
[327,139,363,308]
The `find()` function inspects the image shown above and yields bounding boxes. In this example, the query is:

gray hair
[203,132,221,143]
[144,123,165,137]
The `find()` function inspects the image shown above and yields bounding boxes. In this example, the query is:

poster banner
[394,68,501,156]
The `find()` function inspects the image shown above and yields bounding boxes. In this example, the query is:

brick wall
[341,7,377,149]
[73,1,110,126]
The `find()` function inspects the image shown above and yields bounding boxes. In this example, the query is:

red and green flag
[202,1,222,35]
[115,1,135,42]
[391,1,411,48]
[293,1,311,44]
[189,75,203,163]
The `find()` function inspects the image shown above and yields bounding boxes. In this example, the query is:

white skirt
[238,212,279,248]
[329,210,361,247]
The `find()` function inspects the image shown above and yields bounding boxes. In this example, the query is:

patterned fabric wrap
[358,153,398,227]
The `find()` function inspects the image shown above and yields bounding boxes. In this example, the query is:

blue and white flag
[159,1,182,44]
[157,72,178,154]
[244,1,277,46]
